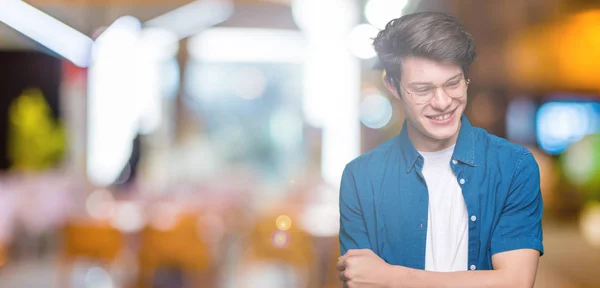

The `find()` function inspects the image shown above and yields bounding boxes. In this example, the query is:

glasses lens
[409,79,469,104]
[414,93,433,104]
[444,79,468,98]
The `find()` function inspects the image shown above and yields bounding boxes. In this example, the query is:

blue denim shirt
[339,116,544,270]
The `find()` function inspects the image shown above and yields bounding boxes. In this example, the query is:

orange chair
[249,217,314,266]
[137,212,214,288]
[60,220,125,287]
[239,211,318,288]
[62,221,123,262]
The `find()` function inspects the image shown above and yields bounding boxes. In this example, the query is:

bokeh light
[365,0,409,30]
[360,93,393,129]
[84,266,114,288]
[561,134,600,197]
[348,24,379,59]
[580,202,600,248]
[270,230,290,249]
[148,202,179,231]
[275,215,292,231]
[536,101,600,155]
[109,202,145,233]
[86,189,115,220]
[299,204,339,237]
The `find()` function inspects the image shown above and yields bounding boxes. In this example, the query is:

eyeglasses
[399,78,470,105]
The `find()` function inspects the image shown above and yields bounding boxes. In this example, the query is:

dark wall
[0,51,61,170]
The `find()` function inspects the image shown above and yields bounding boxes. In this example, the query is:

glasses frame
[397,77,471,105]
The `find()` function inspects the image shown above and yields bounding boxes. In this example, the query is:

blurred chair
[60,220,124,287]
[137,211,214,288]
[62,221,123,262]
[238,211,318,288]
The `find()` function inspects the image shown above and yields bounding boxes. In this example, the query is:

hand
[336,249,394,288]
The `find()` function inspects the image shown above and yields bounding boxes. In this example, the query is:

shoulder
[472,126,538,175]
[473,126,532,157]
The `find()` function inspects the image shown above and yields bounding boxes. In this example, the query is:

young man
[337,12,543,288]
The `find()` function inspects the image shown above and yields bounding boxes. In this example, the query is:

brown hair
[373,12,477,92]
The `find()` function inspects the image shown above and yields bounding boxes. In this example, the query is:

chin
[423,121,461,141]
[428,131,458,141]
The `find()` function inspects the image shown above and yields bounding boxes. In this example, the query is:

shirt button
[452,159,458,165]
[471,215,477,222]
[470,265,477,270]
[459,178,465,185]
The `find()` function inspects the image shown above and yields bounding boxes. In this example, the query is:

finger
[336,259,345,271]
[339,271,350,282]
[337,253,351,269]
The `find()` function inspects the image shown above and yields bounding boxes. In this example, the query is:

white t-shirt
[419,144,469,272]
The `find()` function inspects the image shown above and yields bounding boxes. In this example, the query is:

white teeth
[431,113,451,121]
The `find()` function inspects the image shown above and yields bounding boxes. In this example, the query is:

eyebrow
[408,73,464,86]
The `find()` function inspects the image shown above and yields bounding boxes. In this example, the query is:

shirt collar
[398,114,476,173]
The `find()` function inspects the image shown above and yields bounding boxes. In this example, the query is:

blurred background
[0,0,599,287]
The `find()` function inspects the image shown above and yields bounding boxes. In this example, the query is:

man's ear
[382,71,402,101]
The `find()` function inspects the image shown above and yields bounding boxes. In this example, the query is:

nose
[429,87,452,111]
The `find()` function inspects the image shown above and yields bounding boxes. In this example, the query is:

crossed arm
[336,248,540,288]
[338,153,543,288]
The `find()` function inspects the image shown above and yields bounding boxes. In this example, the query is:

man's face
[392,56,468,145]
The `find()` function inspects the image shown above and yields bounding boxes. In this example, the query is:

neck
[406,121,460,152]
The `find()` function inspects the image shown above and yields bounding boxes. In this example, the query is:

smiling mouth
[426,109,455,121]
